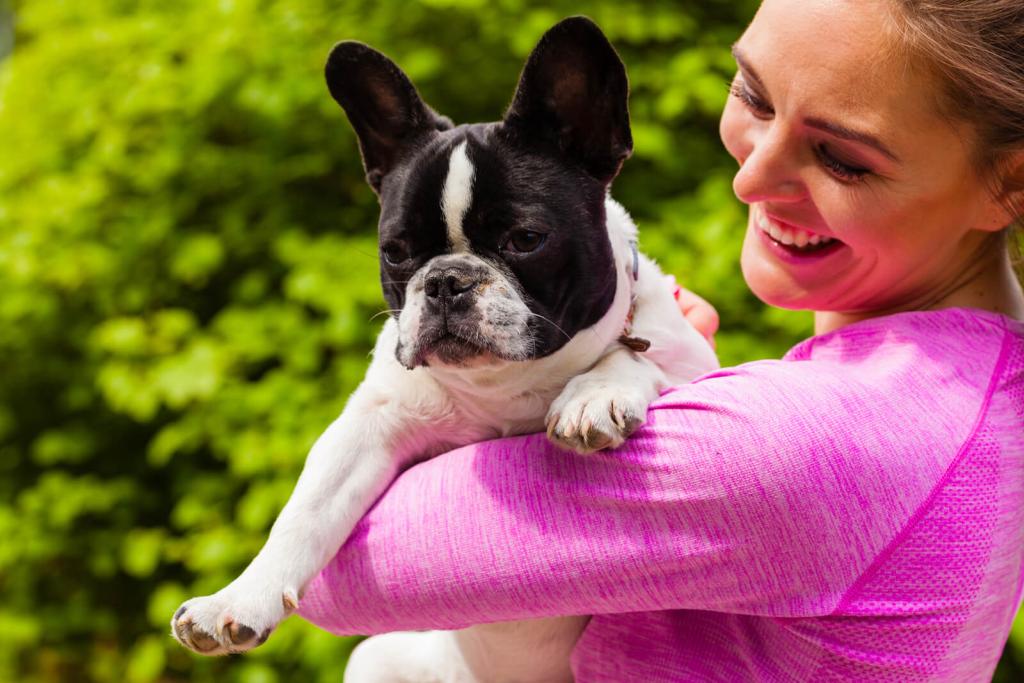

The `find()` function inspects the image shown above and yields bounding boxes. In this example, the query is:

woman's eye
[729,72,872,184]
[381,241,410,265]
[502,230,547,254]
[729,78,774,119]
[815,144,871,183]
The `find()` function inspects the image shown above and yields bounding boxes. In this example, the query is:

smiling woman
[720,0,1024,333]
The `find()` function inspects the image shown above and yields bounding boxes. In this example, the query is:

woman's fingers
[674,286,719,348]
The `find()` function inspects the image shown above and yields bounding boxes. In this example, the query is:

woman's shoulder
[783,306,1022,412]
[785,306,1020,366]
[650,307,1020,506]
[641,308,1022,606]
[681,307,1019,410]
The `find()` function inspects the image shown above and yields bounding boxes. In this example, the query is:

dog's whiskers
[370,309,402,321]
[526,312,571,342]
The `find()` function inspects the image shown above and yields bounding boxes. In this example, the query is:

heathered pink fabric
[298,308,1024,681]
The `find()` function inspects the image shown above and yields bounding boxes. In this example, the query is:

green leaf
[125,635,166,683]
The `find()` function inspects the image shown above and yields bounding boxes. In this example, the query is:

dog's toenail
[174,605,187,620]
[216,613,234,636]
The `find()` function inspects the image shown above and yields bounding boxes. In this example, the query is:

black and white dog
[171,16,717,681]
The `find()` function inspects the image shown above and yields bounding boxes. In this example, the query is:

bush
[0,0,1019,681]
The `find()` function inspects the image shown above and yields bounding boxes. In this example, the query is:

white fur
[171,197,719,678]
[441,141,475,253]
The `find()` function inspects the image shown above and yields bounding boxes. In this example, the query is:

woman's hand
[674,284,719,349]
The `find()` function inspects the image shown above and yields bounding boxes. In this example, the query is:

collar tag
[620,240,649,352]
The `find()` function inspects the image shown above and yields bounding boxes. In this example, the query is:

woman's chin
[741,253,814,310]
[740,235,852,312]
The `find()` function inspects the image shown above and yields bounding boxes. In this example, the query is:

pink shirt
[298,308,1024,681]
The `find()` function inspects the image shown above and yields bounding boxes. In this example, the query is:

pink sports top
[298,308,1024,681]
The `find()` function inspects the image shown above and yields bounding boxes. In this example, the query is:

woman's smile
[752,204,840,251]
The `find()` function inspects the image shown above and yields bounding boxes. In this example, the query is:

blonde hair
[886,1,1024,280]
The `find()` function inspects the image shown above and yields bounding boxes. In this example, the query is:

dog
[171,16,718,681]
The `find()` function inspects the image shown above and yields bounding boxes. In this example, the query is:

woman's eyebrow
[804,117,900,162]
[731,44,900,163]
[731,45,766,90]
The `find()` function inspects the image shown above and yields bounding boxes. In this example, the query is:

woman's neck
[814,240,1024,335]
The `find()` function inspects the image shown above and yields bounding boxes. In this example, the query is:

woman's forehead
[738,0,952,154]
[741,0,901,98]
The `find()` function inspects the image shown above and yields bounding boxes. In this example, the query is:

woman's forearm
[295,361,949,635]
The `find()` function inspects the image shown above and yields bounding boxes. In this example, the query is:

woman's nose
[731,128,805,205]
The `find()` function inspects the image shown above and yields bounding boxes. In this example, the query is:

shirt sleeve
[296,358,964,635]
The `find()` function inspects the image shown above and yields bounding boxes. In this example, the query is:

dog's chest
[440,382,565,439]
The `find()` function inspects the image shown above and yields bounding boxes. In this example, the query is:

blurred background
[0,0,1020,681]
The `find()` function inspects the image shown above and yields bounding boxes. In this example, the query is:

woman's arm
[296,354,963,635]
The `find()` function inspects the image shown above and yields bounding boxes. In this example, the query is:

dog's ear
[501,16,632,184]
[326,42,453,193]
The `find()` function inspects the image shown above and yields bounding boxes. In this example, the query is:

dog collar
[619,239,650,353]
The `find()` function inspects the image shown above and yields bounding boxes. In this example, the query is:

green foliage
[0,0,1018,681]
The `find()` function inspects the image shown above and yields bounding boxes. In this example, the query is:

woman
[298,0,1024,679]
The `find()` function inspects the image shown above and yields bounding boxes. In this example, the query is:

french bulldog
[171,15,718,682]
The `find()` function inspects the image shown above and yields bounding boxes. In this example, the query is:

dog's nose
[424,268,478,306]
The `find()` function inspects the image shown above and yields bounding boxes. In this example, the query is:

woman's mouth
[754,207,844,259]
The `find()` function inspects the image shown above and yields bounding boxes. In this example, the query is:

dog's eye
[503,230,546,254]
[381,241,410,265]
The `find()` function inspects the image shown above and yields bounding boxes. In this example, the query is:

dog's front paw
[546,376,649,454]
[170,580,300,656]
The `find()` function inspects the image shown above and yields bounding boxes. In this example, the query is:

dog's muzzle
[395,256,533,369]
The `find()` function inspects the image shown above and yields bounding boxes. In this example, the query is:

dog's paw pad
[227,621,257,646]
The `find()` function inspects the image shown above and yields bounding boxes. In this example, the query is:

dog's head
[326,17,631,369]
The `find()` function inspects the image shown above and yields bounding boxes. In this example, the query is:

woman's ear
[995,148,1024,229]
[977,149,1024,232]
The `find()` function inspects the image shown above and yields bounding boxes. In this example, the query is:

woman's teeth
[756,210,834,250]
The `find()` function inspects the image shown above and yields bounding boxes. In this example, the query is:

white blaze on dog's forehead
[441,141,475,253]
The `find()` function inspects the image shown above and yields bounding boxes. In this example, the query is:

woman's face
[720,0,1008,315]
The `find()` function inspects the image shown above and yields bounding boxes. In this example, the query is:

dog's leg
[546,253,718,454]
[345,630,476,683]
[171,322,447,656]
[346,617,588,683]
[170,387,403,655]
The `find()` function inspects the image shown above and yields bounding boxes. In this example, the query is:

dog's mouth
[407,327,493,368]
[427,332,485,364]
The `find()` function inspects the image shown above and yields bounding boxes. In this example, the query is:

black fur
[325,17,631,360]
[325,42,454,192]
